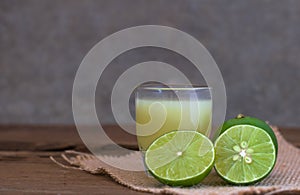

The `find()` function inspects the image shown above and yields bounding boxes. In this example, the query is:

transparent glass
[135,84,212,153]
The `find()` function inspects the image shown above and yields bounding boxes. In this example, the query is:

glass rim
[137,84,211,91]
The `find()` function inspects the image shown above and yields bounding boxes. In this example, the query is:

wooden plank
[0,125,144,194]
[277,127,300,148]
[0,125,138,151]
[0,125,299,151]
[0,151,148,194]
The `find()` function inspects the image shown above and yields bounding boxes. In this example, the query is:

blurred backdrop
[1,0,300,126]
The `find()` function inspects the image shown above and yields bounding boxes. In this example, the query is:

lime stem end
[237,114,245,119]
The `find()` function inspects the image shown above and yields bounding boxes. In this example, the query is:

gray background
[1,0,300,126]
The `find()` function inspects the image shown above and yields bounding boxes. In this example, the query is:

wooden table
[0,125,299,194]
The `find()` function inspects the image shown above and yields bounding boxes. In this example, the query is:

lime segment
[145,131,215,186]
[214,125,277,184]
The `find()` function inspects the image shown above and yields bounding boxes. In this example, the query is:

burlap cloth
[51,126,300,195]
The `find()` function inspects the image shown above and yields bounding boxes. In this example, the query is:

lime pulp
[214,125,277,184]
[145,131,215,186]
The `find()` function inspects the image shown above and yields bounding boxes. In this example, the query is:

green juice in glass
[136,98,212,152]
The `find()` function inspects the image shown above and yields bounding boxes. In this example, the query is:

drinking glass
[135,84,212,153]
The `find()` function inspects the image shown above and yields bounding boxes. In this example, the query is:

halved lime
[214,124,277,184]
[217,114,278,154]
[145,131,215,186]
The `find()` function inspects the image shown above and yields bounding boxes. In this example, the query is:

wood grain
[0,125,299,194]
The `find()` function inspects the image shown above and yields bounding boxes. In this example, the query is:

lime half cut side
[214,125,277,184]
[145,131,215,187]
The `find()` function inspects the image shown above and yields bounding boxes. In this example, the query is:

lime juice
[136,98,212,151]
